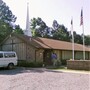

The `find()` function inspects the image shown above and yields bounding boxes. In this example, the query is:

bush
[61,59,67,65]
[17,60,43,67]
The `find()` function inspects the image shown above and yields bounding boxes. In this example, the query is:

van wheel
[8,63,14,69]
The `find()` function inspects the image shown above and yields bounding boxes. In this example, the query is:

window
[4,53,15,58]
[0,53,3,58]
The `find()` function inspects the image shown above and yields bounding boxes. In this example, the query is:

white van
[0,51,18,69]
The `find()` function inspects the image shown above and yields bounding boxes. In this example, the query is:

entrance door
[43,50,53,65]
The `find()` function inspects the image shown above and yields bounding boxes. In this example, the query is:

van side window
[4,53,16,58]
[0,53,3,58]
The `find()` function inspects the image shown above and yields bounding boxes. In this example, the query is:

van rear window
[0,53,3,58]
[4,53,16,58]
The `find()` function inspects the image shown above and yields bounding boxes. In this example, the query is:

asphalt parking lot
[0,68,90,90]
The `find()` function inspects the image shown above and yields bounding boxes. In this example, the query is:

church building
[0,2,90,66]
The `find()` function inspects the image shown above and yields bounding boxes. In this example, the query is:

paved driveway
[0,68,90,90]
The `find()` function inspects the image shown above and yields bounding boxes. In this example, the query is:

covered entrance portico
[43,49,53,65]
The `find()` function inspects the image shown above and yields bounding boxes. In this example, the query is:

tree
[0,0,17,23]
[0,0,23,43]
[0,20,12,42]
[14,25,24,34]
[52,20,59,30]
[51,20,70,41]
[73,32,83,44]
[85,35,90,45]
[31,18,90,45]
[30,17,50,38]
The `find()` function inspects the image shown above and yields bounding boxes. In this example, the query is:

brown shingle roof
[32,37,90,51]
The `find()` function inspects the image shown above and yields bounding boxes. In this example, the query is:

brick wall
[67,60,90,70]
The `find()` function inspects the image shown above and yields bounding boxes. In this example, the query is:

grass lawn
[47,66,90,74]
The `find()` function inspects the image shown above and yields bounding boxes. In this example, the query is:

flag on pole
[71,18,73,35]
[80,9,83,25]
[71,19,73,25]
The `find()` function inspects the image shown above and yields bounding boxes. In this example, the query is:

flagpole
[80,8,85,60]
[82,22,85,60]
[71,18,74,60]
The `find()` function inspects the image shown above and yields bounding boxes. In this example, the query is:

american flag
[80,9,83,25]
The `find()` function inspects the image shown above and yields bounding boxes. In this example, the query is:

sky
[3,0,90,35]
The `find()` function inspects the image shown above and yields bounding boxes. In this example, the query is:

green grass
[46,66,67,69]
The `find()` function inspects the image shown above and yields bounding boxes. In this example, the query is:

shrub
[61,59,67,65]
[17,60,43,67]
